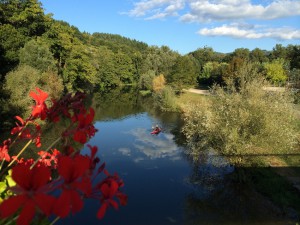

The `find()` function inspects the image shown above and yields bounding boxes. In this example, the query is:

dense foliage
[1,0,300,125]
[182,63,298,166]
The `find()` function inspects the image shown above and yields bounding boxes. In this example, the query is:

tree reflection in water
[182,149,299,225]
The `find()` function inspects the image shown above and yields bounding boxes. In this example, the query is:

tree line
[1,0,300,126]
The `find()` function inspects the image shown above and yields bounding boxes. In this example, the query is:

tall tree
[62,44,97,92]
[168,55,199,91]
[250,48,268,63]
[0,24,26,77]
[19,38,56,72]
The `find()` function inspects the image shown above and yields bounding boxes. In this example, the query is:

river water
[56,88,296,225]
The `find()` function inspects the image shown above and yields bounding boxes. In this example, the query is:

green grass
[176,91,210,109]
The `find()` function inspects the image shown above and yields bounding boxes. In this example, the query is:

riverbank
[176,89,300,221]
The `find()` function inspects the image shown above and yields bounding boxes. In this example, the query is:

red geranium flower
[53,155,92,218]
[93,171,128,219]
[73,108,97,144]
[0,139,11,162]
[0,164,55,225]
[29,88,49,120]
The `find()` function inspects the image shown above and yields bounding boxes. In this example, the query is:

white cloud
[126,0,300,40]
[128,0,300,21]
[127,0,185,19]
[198,24,300,40]
[180,0,300,22]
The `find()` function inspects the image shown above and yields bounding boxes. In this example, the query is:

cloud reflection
[118,148,131,156]
[129,128,181,160]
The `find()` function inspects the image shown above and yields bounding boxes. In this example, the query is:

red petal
[30,166,51,190]
[72,177,92,195]
[87,145,98,159]
[37,88,48,102]
[85,108,95,124]
[109,180,119,197]
[15,116,25,125]
[70,190,83,214]
[57,156,72,181]
[100,183,110,198]
[53,191,71,218]
[116,193,128,206]
[34,193,56,216]
[109,199,119,210]
[97,202,108,219]
[29,90,39,102]
[73,155,90,178]
[0,195,27,218]
[73,131,87,144]
[12,164,31,190]
[17,201,35,225]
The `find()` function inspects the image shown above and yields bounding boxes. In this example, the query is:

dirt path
[185,88,210,95]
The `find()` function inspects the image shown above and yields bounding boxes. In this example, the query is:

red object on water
[151,128,161,135]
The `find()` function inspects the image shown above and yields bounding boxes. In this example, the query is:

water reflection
[129,128,180,160]
[56,88,298,225]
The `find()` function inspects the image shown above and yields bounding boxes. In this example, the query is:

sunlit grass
[176,91,211,109]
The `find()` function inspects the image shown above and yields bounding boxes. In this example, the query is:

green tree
[286,44,300,70]
[189,46,218,69]
[0,0,51,37]
[139,70,155,91]
[270,44,287,60]
[94,46,119,90]
[250,48,268,63]
[0,24,26,77]
[168,55,199,91]
[114,51,135,84]
[4,64,64,116]
[141,46,179,77]
[263,58,288,86]
[19,38,57,72]
[4,65,42,116]
[62,44,97,92]
[43,20,76,71]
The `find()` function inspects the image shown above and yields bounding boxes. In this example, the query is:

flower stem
[0,159,5,171]
[7,139,32,167]
[50,216,60,225]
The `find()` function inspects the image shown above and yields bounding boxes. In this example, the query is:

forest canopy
[0,0,299,127]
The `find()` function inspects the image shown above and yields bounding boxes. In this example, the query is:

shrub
[153,85,177,112]
[152,74,166,92]
[182,78,298,166]
[138,70,155,91]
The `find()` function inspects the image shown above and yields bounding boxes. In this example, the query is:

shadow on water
[56,87,300,225]
[182,150,300,225]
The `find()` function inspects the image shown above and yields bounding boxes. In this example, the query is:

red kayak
[151,128,161,135]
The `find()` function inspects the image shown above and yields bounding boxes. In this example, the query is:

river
[56,87,297,225]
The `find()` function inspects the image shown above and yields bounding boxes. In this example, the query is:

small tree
[138,70,155,91]
[152,74,166,92]
[263,58,288,86]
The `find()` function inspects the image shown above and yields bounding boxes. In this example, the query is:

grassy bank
[176,88,300,219]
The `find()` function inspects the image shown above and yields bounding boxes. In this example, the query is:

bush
[182,78,298,166]
[153,85,177,112]
[138,70,155,91]
[4,65,64,118]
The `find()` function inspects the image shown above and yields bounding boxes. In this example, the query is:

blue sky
[40,0,300,54]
